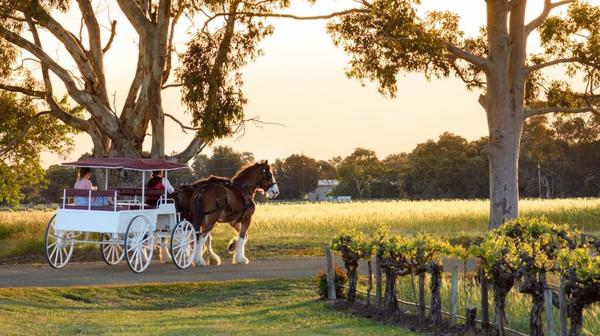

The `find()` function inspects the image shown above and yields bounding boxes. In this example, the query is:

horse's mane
[232,162,262,182]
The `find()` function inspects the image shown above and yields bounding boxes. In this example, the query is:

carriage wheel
[44,214,75,269]
[124,215,154,273]
[170,220,197,269]
[100,233,124,266]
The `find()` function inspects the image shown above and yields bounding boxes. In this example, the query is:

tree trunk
[485,0,526,229]
[493,285,509,336]
[567,306,583,336]
[487,114,522,229]
[530,294,545,336]
[347,266,358,303]
[429,264,443,326]
[384,268,397,313]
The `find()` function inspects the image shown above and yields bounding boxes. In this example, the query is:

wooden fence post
[450,266,459,325]
[375,256,382,308]
[367,260,373,305]
[480,269,490,333]
[325,245,336,300]
[559,278,568,336]
[418,272,426,324]
[545,288,555,336]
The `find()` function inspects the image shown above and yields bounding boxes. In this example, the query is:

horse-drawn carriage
[44,158,197,273]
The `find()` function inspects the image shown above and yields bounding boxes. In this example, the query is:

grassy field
[1,198,600,260]
[0,279,415,336]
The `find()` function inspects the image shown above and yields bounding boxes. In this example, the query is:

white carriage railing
[60,188,174,211]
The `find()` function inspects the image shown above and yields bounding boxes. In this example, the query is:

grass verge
[0,279,417,336]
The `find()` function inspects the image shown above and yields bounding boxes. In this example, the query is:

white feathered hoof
[232,237,249,265]
[193,251,207,267]
[209,252,221,266]
[233,255,249,265]
[159,244,172,264]
[193,235,208,267]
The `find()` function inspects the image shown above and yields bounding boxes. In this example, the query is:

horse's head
[255,160,279,199]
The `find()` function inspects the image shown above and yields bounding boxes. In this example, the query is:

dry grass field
[1,198,599,260]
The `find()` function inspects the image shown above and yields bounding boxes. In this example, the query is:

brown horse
[173,161,279,265]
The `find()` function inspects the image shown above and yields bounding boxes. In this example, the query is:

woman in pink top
[74,167,108,206]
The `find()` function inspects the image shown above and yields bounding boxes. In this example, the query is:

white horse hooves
[159,247,172,264]
[193,257,208,267]
[233,256,249,265]
[209,255,221,265]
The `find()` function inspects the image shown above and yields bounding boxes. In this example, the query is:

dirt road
[0,256,476,288]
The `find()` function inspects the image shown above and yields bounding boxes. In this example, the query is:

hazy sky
[37,0,576,166]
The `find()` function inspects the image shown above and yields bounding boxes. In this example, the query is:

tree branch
[116,0,152,35]
[27,8,96,85]
[0,84,45,98]
[102,20,117,53]
[165,113,198,134]
[203,8,369,32]
[167,137,207,163]
[26,16,92,133]
[162,83,183,89]
[524,106,598,119]
[445,42,491,72]
[163,8,182,85]
[525,57,600,74]
[0,25,119,137]
[525,0,574,35]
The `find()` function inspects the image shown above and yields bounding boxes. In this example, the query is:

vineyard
[327,217,600,336]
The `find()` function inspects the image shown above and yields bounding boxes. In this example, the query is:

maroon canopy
[62,157,188,171]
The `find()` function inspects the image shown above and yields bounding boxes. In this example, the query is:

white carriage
[44,158,197,273]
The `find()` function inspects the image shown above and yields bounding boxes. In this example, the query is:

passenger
[74,167,109,206]
[146,170,175,206]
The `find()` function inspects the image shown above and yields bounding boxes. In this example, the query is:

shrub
[317,264,348,299]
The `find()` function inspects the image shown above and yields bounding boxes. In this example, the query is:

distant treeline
[23,114,600,203]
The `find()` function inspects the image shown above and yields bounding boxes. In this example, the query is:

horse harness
[196,180,255,223]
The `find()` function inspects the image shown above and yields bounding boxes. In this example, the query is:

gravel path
[0,256,476,288]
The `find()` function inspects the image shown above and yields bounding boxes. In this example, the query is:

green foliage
[333,148,383,198]
[317,264,348,299]
[273,154,320,199]
[0,91,74,206]
[330,230,374,260]
[177,0,288,142]
[327,0,485,97]
[557,246,600,284]
[472,217,576,277]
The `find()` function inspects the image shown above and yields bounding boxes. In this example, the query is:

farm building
[307,180,339,201]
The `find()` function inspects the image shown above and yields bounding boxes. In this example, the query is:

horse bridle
[260,168,276,190]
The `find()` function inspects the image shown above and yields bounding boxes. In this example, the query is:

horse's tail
[191,189,204,233]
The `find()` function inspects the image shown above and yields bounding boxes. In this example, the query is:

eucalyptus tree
[327,0,600,228]
[0,0,286,161]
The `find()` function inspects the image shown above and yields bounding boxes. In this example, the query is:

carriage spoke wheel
[100,233,124,266]
[170,220,197,269]
[124,215,154,273]
[45,215,74,269]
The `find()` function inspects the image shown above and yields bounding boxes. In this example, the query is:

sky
[36,0,577,166]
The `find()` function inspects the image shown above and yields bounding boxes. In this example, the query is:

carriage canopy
[62,157,187,171]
